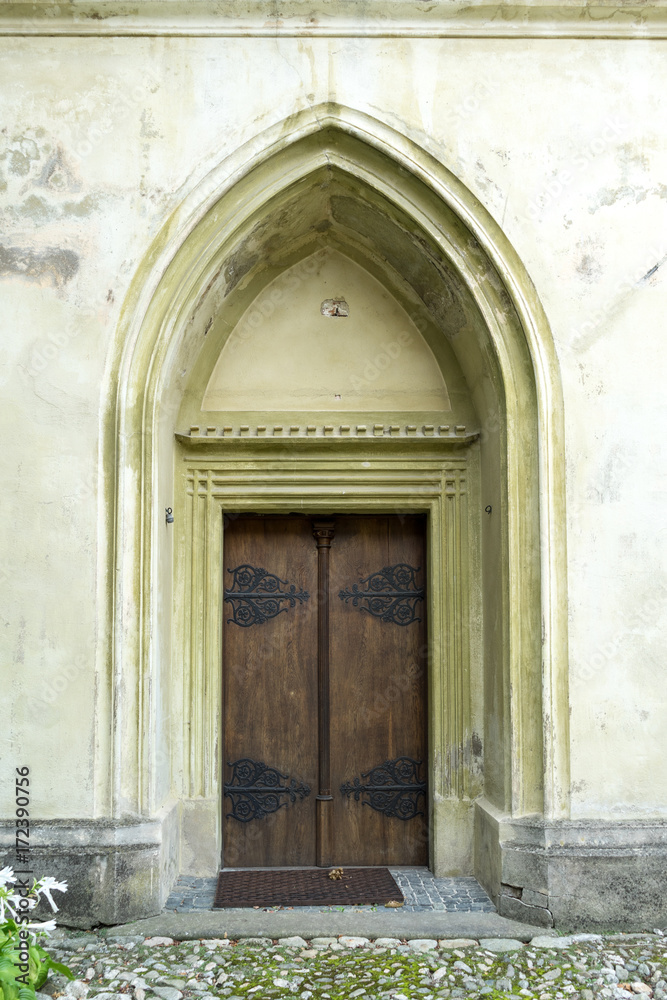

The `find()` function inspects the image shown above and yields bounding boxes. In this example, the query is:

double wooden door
[222,514,427,868]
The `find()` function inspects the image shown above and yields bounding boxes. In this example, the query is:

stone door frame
[172,440,477,874]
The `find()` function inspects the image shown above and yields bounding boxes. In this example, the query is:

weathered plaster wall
[2,33,666,833]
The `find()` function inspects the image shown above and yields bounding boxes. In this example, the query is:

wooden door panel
[222,516,318,867]
[222,512,428,869]
[329,515,428,866]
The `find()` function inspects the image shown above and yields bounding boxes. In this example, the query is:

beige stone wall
[2,22,666,836]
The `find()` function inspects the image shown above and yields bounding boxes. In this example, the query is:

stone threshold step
[104,910,551,942]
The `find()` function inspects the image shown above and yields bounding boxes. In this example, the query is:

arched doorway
[107,104,568,901]
[175,238,482,873]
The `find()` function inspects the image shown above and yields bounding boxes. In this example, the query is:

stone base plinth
[475,798,667,931]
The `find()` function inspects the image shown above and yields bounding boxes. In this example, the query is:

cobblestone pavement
[164,870,495,914]
[42,927,667,1000]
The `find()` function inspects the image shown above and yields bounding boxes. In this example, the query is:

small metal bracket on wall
[165,507,174,524]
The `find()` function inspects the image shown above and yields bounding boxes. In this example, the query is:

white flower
[26,919,57,936]
[34,877,68,913]
[0,891,29,921]
[5,892,37,920]
[0,867,16,888]
[9,893,37,907]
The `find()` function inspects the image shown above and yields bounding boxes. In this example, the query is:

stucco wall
[2,27,666,836]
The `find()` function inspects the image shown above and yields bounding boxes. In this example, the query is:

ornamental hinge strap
[340,756,426,820]
[224,564,309,627]
[224,758,311,822]
[338,563,424,625]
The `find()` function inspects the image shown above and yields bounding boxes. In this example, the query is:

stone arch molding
[106,104,569,858]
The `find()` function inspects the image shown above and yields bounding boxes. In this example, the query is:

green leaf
[45,961,73,980]
[0,959,20,985]
[0,917,69,997]
[1,981,20,1000]
[28,948,44,987]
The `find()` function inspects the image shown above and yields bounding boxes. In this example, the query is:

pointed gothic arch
[102,104,569,899]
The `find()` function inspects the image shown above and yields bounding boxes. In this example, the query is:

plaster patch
[474,157,505,205]
[224,248,259,295]
[7,138,39,176]
[0,244,79,287]
[63,195,99,218]
[140,110,161,139]
[576,253,603,283]
[35,146,80,193]
[15,194,57,224]
[590,185,650,212]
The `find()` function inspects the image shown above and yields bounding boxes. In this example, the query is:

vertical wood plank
[222,516,318,867]
[312,520,336,867]
[329,515,428,866]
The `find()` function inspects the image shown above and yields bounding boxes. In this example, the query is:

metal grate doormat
[213,867,404,908]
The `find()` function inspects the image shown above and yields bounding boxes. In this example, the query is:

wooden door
[330,516,428,865]
[222,516,318,867]
[222,514,427,868]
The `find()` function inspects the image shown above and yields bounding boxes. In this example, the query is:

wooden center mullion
[312,520,335,867]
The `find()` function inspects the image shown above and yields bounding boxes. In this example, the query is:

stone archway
[105,103,568,908]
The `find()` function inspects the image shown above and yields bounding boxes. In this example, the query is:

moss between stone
[51,934,667,1000]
